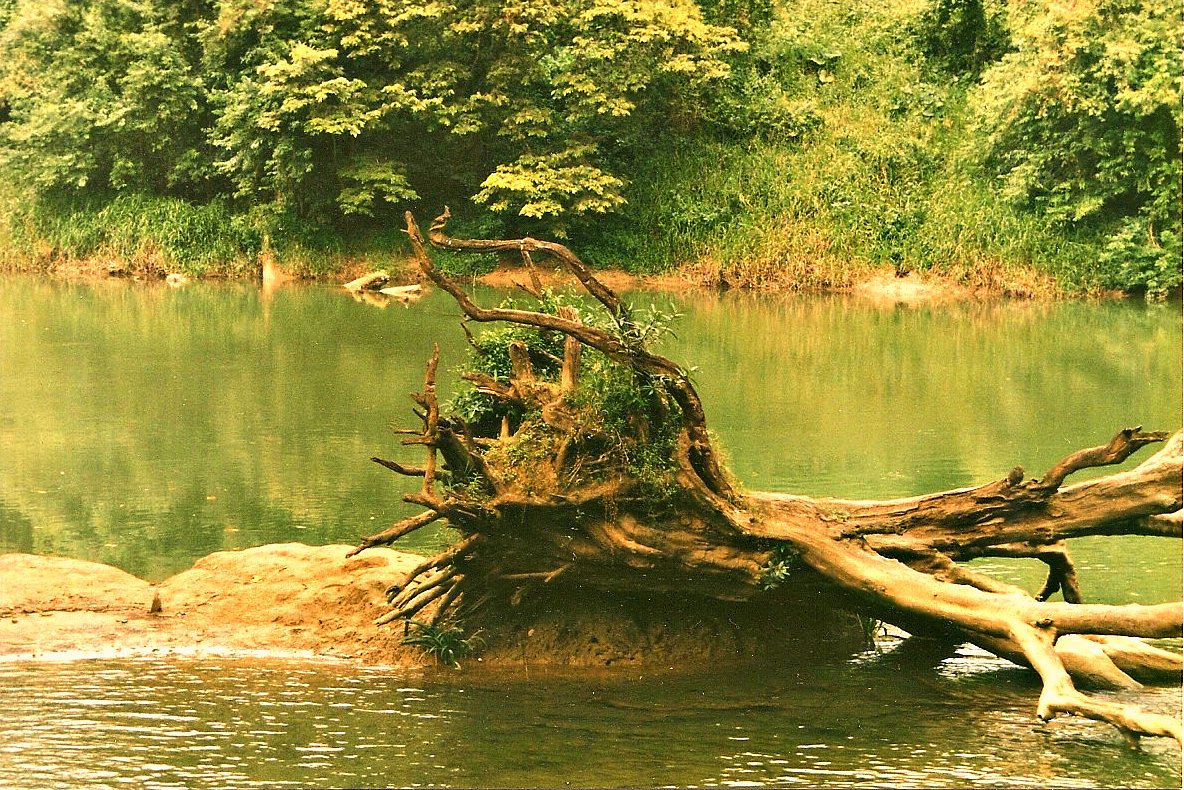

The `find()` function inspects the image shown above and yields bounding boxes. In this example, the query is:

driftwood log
[351,209,1183,746]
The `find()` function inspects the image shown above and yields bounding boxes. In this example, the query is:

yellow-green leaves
[337,158,417,216]
[476,148,627,219]
[0,0,748,231]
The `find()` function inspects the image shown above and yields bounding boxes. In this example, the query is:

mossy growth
[443,290,689,505]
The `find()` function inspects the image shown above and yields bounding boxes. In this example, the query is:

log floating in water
[344,271,390,292]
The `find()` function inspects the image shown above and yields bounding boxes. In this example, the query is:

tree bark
[352,210,1183,746]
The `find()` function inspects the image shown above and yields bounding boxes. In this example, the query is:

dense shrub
[974,0,1182,296]
[910,0,1011,78]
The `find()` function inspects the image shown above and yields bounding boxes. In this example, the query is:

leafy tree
[0,0,744,237]
[202,0,391,226]
[205,0,744,231]
[0,0,214,197]
[973,0,1182,296]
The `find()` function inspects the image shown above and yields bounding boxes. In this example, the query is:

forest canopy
[0,0,1179,295]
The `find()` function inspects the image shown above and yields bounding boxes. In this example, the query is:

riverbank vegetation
[0,0,1178,297]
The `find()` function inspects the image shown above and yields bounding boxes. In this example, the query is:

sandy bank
[0,544,422,665]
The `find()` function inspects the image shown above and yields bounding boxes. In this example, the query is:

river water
[0,275,1180,787]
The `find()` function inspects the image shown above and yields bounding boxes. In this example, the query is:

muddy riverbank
[0,543,863,669]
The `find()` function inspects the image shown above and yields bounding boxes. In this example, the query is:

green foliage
[447,291,687,503]
[475,147,626,225]
[6,190,260,274]
[0,0,743,246]
[336,158,417,217]
[447,294,571,436]
[578,358,684,501]
[857,614,884,644]
[759,543,801,591]
[203,0,743,231]
[0,0,1176,296]
[973,0,1182,296]
[695,0,776,32]
[910,0,1011,78]
[1095,216,1182,298]
[580,0,1163,296]
[575,299,687,500]
[0,0,213,197]
[401,620,483,668]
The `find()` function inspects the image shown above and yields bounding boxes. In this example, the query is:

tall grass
[1,190,261,276]
[580,0,1096,294]
[0,188,425,280]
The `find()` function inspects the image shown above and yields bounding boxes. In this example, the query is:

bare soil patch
[849,269,973,304]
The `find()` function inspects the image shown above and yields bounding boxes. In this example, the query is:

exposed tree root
[350,210,1183,746]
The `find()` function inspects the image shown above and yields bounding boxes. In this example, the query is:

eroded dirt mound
[0,554,153,615]
[474,587,869,670]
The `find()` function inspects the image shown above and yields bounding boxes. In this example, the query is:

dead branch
[404,209,736,500]
[1036,427,1172,491]
[1009,620,1181,745]
[347,510,442,557]
[355,212,1183,746]
[372,457,427,477]
[428,206,628,322]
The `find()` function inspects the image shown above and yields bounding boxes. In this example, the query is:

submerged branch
[1009,621,1182,745]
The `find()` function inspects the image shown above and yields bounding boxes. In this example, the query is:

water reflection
[0,655,1178,788]
[0,276,1181,787]
[0,277,468,579]
[668,291,1182,498]
[1,277,1179,585]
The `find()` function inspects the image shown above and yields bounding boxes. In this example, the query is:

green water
[0,653,1180,788]
[0,276,1180,787]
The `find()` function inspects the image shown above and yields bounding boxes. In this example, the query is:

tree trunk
[351,210,1183,746]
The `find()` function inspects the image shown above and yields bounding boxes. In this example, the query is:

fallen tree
[351,209,1183,746]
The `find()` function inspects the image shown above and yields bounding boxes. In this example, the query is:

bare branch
[400,534,480,587]
[357,213,1183,746]
[421,346,441,494]
[1036,427,1171,491]
[404,210,737,500]
[376,582,454,625]
[1009,620,1181,745]
[1083,634,1184,681]
[970,541,1083,603]
[390,565,461,610]
[894,549,1031,597]
[347,510,443,557]
[429,583,467,626]
[428,206,628,321]
[372,456,426,477]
